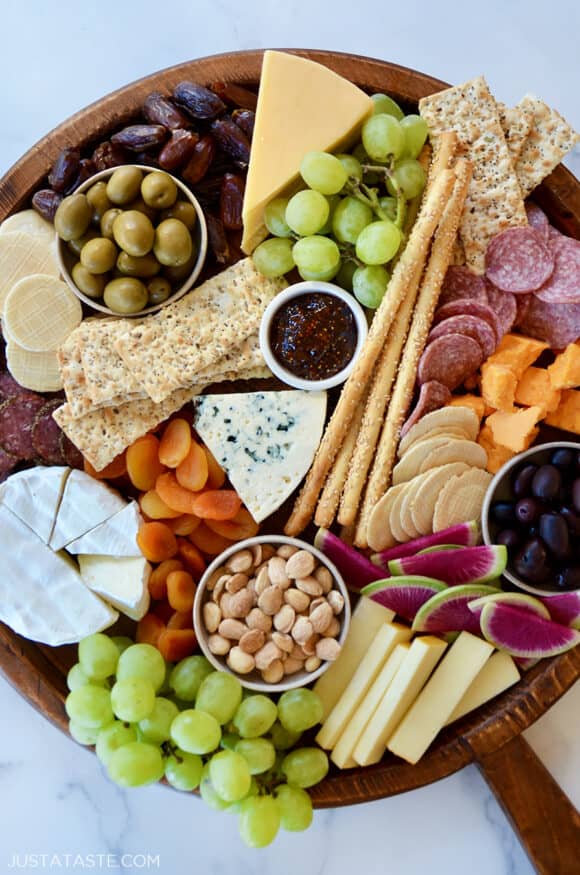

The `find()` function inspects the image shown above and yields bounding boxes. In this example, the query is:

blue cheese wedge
[78,554,151,621]
[67,501,142,557]
[0,465,70,544]
[0,503,118,646]
[194,390,327,522]
[50,469,126,551]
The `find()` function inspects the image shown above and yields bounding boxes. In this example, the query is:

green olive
[86,181,112,223]
[141,171,178,209]
[147,276,172,305]
[67,228,98,256]
[153,218,193,267]
[80,237,118,274]
[126,197,158,222]
[161,200,197,230]
[103,277,148,314]
[163,247,198,282]
[113,210,155,257]
[72,261,107,298]
[100,208,123,240]
[106,166,144,205]
[54,194,92,241]
[117,251,161,278]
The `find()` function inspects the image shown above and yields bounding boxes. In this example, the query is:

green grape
[277,689,324,733]
[353,265,390,308]
[352,143,369,163]
[318,194,340,235]
[232,694,278,739]
[67,663,107,692]
[78,633,119,680]
[269,721,302,751]
[226,777,259,814]
[170,708,221,754]
[108,741,164,788]
[281,747,329,788]
[96,720,138,767]
[300,151,348,195]
[297,265,339,282]
[355,220,402,265]
[169,655,213,702]
[110,636,134,656]
[387,159,426,200]
[336,153,363,181]
[195,671,242,725]
[158,661,173,696]
[69,720,100,746]
[378,196,398,222]
[209,750,251,802]
[371,93,405,120]
[221,732,241,751]
[292,236,340,279]
[285,190,329,236]
[332,196,373,244]
[238,795,280,848]
[235,738,276,775]
[252,238,295,278]
[116,643,165,692]
[401,114,429,158]
[199,763,230,810]
[362,114,405,162]
[334,259,357,292]
[65,685,114,729]
[111,677,156,723]
[275,784,313,831]
[264,197,293,237]
[138,696,179,744]
[165,748,203,791]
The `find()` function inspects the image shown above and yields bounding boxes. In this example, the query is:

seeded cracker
[497,102,534,164]
[419,76,527,274]
[514,95,580,198]
[115,258,286,402]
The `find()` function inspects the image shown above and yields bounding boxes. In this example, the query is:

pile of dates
[491,447,580,590]
[32,80,257,264]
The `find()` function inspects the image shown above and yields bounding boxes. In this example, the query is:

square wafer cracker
[514,95,580,197]
[497,101,534,163]
[115,258,286,402]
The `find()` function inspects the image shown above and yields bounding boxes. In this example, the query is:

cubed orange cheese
[480,362,518,412]
[447,394,486,420]
[486,333,548,379]
[545,390,580,434]
[547,343,580,390]
[477,424,516,474]
[486,406,543,452]
[515,367,561,415]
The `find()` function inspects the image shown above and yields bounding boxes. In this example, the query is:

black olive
[512,463,537,499]
[491,501,517,526]
[531,464,561,501]
[572,478,580,514]
[515,497,544,525]
[550,448,575,468]
[513,538,551,584]
[496,528,521,551]
[554,566,580,591]
[538,512,570,560]
[560,506,580,538]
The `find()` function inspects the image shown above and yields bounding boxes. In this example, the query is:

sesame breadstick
[315,397,366,528]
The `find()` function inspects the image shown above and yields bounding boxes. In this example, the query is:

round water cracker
[399,475,426,540]
[6,341,63,392]
[432,468,492,532]
[0,232,59,314]
[389,482,415,543]
[398,405,479,457]
[410,462,471,536]
[367,482,408,552]
[419,438,488,474]
[4,275,82,352]
[393,436,452,486]
[0,209,55,242]
[400,427,473,458]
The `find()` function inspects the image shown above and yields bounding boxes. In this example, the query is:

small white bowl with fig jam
[259,281,368,391]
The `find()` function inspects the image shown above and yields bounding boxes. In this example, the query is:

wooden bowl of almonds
[193,535,351,692]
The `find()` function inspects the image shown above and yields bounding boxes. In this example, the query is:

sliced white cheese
[0,503,117,646]
[445,650,520,725]
[194,391,327,522]
[78,554,151,621]
[1,465,70,544]
[67,501,143,557]
[50,469,126,551]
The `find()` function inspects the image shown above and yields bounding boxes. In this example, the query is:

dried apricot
[176,440,209,492]
[189,522,235,556]
[151,599,175,624]
[206,508,259,541]
[84,452,127,481]
[167,514,202,536]
[137,521,178,562]
[204,446,226,488]
[140,489,182,520]
[148,558,184,600]
[127,435,165,491]
[158,418,192,468]
[177,538,206,580]
[167,610,194,630]
[157,628,197,661]
[166,570,196,613]
[191,489,241,521]
[156,471,198,514]
[136,613,165,647]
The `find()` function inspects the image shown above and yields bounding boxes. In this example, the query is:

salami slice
[484,282,517,336]
[534,233,580,305]
[525,203,550,244]
[485,226,555,293]
[518,294,580,348]
[0,446,17,482]
[400,381,451,438]
[417,334,484,390]
[0,371,38,404]
[514,293,532,328]
[438,266,488,307]
[428,314,497,358]
[0,395,46,458]
[60,431,84,469]
[32,401,66,465]
[433,299,503,344]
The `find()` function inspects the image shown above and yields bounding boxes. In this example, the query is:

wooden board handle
[476,734,580,874]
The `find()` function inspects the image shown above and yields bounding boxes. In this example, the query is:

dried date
[173,81,225,120]
[111,124,167,152]
[210,81,258,111]
[143,92,191,130]
[159,129,199,171]
[232,109,255,140]
[220,173,244,230]
[48,148,81,193]
[210,117,250,165]
[181,135,215,186]
[32,189,62,221]
[64,158,96,194]
[206,213,230,264]
[191,177,222,206]
[92,141,128,171]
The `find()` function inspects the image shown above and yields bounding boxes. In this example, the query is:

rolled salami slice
[485,226,554,293]
[484,282,517,336]
[32,400,66,465]
[400,381,452,438]
[534,234,580,305]
[438,265,488,307]
[417,334,484,390]
[0,395,46,458]
[433,298,503,344]
[0,445,17,482]
[428,313,497,359]
[518,294,580,348]
[525,203,550,244]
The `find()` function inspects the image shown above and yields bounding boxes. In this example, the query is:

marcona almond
[219,592,235,618]
[227,646,255,674]
[323,617,341,637]
[284,588,310,613]
[273,604,295,633]
[314,565,333,593]
[208,633,231,656]
[218,618,247,640]
[261,659,284,684]
[255,641,282,671]
[203,602,221,633]
[261,544,276,561]
[309,597,326,612]
[251,544,262,566]
[310,601,333,634]
[292,616,313,645]
[255,565,270,596]
[212,575,228,603]
[283,657,304,675]
[276,544,298,559]
[327,590,345,615]
[268,556,290,587]
[316,638,342,661]
[226,548,253,573]
[225,572,248,593]
[258,585,283,616]
[239,628,265,654]
[246,607,272,632]
[271,631,294,653]
[205,568,223,592]
[295,576,323,597]
[305,656,321,672]
[301,633,319,656]
[285,549,315,579]
[290,643,305,661]
[228,588,253,618]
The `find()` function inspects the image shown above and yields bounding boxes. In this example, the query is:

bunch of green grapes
[65,634,328,849]
[253,93,428,309]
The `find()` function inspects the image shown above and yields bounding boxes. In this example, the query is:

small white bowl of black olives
[55,165,207,316]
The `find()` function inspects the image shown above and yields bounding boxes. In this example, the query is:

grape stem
[357,162,407,229]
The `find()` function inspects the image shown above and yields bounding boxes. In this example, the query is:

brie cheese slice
[1,465,70,544]
[67,501,143,557]
[78,554,151,621]
[50,469,126,551]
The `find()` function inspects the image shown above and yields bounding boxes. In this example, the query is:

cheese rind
[446,650,520,724]
[1,466,70,544]
[67,501,142,557]
[78,554,151,620]
[49,469,126,551]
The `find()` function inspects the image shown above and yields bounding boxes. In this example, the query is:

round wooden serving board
[0,49,579,872]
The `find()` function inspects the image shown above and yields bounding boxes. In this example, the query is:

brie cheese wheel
[194,390,327,522]
[67,501,143,557]
[0,465,70,544]
[78,554,151,621]
[0,503,118,646]
[50,469,126,551]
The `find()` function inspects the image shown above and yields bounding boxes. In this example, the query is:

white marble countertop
[0,1,579,872]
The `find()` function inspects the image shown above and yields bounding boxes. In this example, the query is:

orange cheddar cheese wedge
[515,366,561,415]
[447,394,486,420]
[545,389,580,435]
[480,362,517,412]
[486,405,543,452]
[486,333,548,379]
[547,343,580,390]
[477,424,516,474]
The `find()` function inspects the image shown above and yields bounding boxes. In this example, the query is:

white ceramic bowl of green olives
[55,165,208,316]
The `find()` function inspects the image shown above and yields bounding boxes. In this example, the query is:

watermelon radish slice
[537,591,580,630]
[480,603,580,658]
[388,545,507,586]
[412,584,500,634]
[468,592,551,621]
[314,528,386,591]
[418,544,463,554]
[370,520,479,569]
[361,576,447,621]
